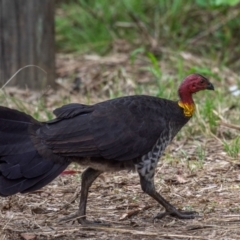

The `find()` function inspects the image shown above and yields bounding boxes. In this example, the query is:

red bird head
[178,74,214,117]
[178,74,214,95]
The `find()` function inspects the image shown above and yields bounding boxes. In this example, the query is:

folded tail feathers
[0,106,69,196]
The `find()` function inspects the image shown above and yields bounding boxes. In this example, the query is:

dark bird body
[0,74,214,224]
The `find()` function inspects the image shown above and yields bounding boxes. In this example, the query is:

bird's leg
[78,167,104,225]
[60,167,106,225]
[139,175,199,219]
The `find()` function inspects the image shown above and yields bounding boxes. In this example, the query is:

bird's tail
[0,106,69,197]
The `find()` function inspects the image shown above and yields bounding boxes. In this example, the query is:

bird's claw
[154,209,200,220]
[59,212,83,222]
[80,219,111,227]
[59,212,110,226]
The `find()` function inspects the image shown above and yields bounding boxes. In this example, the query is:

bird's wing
[38,103,99,157]
[39,97,176,161]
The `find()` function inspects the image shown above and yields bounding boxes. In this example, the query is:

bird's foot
[78,218,111,227]
[59,212,81,222]
[59,212,110,226]
[154,209,200,220]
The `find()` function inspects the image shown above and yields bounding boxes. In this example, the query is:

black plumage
[41,96,184,160]
[0,74,214,224]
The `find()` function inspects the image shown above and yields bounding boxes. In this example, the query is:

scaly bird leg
[139,175,200,219]
[60,167,108,225]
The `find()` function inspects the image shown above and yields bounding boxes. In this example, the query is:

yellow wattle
[178,101,195,117]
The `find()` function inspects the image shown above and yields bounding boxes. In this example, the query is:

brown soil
[1,139,240,240]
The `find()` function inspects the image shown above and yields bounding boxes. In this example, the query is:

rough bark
[0,0,56,89]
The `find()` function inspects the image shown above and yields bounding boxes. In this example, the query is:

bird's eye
[200,79,205,84]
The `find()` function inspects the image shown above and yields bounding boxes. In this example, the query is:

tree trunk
[0,0,56,89]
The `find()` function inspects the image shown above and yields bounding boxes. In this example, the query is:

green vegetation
[55,0,240,71]
[223,136,240,158]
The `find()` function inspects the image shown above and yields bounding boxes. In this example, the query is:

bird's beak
[206,82,214,90]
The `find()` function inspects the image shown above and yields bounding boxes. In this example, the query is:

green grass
[55,0,240,72]
[223,137,240,158]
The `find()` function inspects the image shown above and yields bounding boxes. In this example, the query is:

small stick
[1,65,47,90]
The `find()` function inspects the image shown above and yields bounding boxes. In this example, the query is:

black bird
[0,74,214,225]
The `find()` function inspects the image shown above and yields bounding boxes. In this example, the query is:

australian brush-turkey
[0,74,214,225]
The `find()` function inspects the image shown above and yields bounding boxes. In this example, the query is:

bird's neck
[178,91,195,117]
